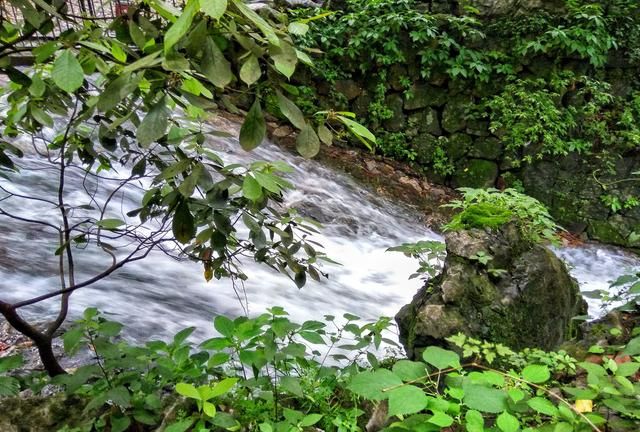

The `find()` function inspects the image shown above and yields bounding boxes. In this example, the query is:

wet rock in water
[396,223,587,358]
[0,393,87,432]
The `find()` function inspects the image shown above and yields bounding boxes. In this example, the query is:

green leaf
[527,397,558,417]
[62,327,84,354]
[0,355,23,373]
[280,376,304,397]
[239,100,266,151]
[348,369,402,401]
[97,218,125,230]
[554,422,573,432]
[496,411,519,432]
[422,346,460,370]
[107,386,131,407]
[0,376,19,396]
[172,201,195,244]
[214,315,235,337]
[616,362,640,377]
[521,364,550,384]
[276,91,305,130]
[392,360,427,382]
[336,115,376,148]
[51,50,84,93]
[137,97,168,147]
[465,409,484,432]
[232,0,280,46]
[296,124,320,158]
[318,124,333,145]
[111,415,131,432]
[287,22,309,36]
[428,410,454,427]
[29,74,45,97]
[270,41,297,79]
[165,418,194,432]
[129,21,146,49]
[239,55,261,86]
[164,0,199,54]
[242,175,263,201]
[201,37,232,88]
[98,73,140,112]
[463,383,508,413]
[388,385,429,417]
[201,0,227,19]
[300,414,323,427]
[203,401,216,417]
[623,336,640,355]
[299,331,324,344]
[208,378,238,398]
[176,382,201,400]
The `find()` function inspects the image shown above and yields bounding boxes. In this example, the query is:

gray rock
[452,159,498,188]
[442,95,471,133]
[335,79,363,101]
[383,93,406,132]
[469,136,502,160]
[408,108,442,135]
[396,223,587,358]
[404,84,448,110]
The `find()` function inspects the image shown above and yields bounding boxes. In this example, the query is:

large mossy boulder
[396,223,587,358]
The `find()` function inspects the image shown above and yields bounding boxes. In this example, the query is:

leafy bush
[444,188,560,243]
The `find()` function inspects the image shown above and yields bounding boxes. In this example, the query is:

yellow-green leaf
[201,0,227,19]
[239,55,261,86]
[51,50,84,93]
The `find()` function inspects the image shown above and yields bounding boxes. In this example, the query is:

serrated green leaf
[388,385,429,417]
[522,364,550,384]
[348,369,402,401]
[497,411,519,432]
[465,409,484,432]
[463,383,508,413]
[392,360,427,382]
[422,346,460,370]
[527,397,558,416]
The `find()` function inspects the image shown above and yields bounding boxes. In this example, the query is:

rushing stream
[0,117,639,343]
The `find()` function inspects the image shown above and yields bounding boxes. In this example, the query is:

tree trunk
[34,336,67,377]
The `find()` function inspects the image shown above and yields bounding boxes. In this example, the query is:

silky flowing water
[0,117,638,344]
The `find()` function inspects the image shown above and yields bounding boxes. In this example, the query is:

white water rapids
[0,118,638,343]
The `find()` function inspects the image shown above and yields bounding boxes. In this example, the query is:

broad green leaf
[29,75,45,97]
[0,377,19,396]
[428,410,454,427]
[300,414,323,427]
[276,91,305,130]
[336,115,376,148]
[465,409,484,432]
[554,422,573,432]
[243,175,263,201]
[176,382,201,400]
[521,364,550,384]
[202,37,232,88]
[527,397,558,417]
[348,369,403,401]
[111,415,131,432]
[97,219,125,230]
[51,50,84,92]
[318,124,333,145]
[98,73,141,112]
[392,360,427,382]
[122,51,162,73]
[623,336,640,355]
[422,346,460,370]
[463,383,508,413]
[214,315,235,337]
[30,106,53,126]
[209,377,238,398]
[616,362,640,377]
[107,386,131,407]
[129,20,146,48]
[239,55,261,86]
[239,100,266,151]
[164,0,199,54]
[299,331,324,344]
[296,124,320,158]
[287,22,309,36]
[201,0,227,19]
[496,411,519,432]
[172,201,195,244]
[203,401,216,417]
[270,41,297,79]
[231,0,280,46]
[280,376,304,397]
[111,43,127,62]
[508,388,525,403]
[0,355,23,373]
[388,385,429,417]
[165,418,194,432]
[137,97,168,147]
